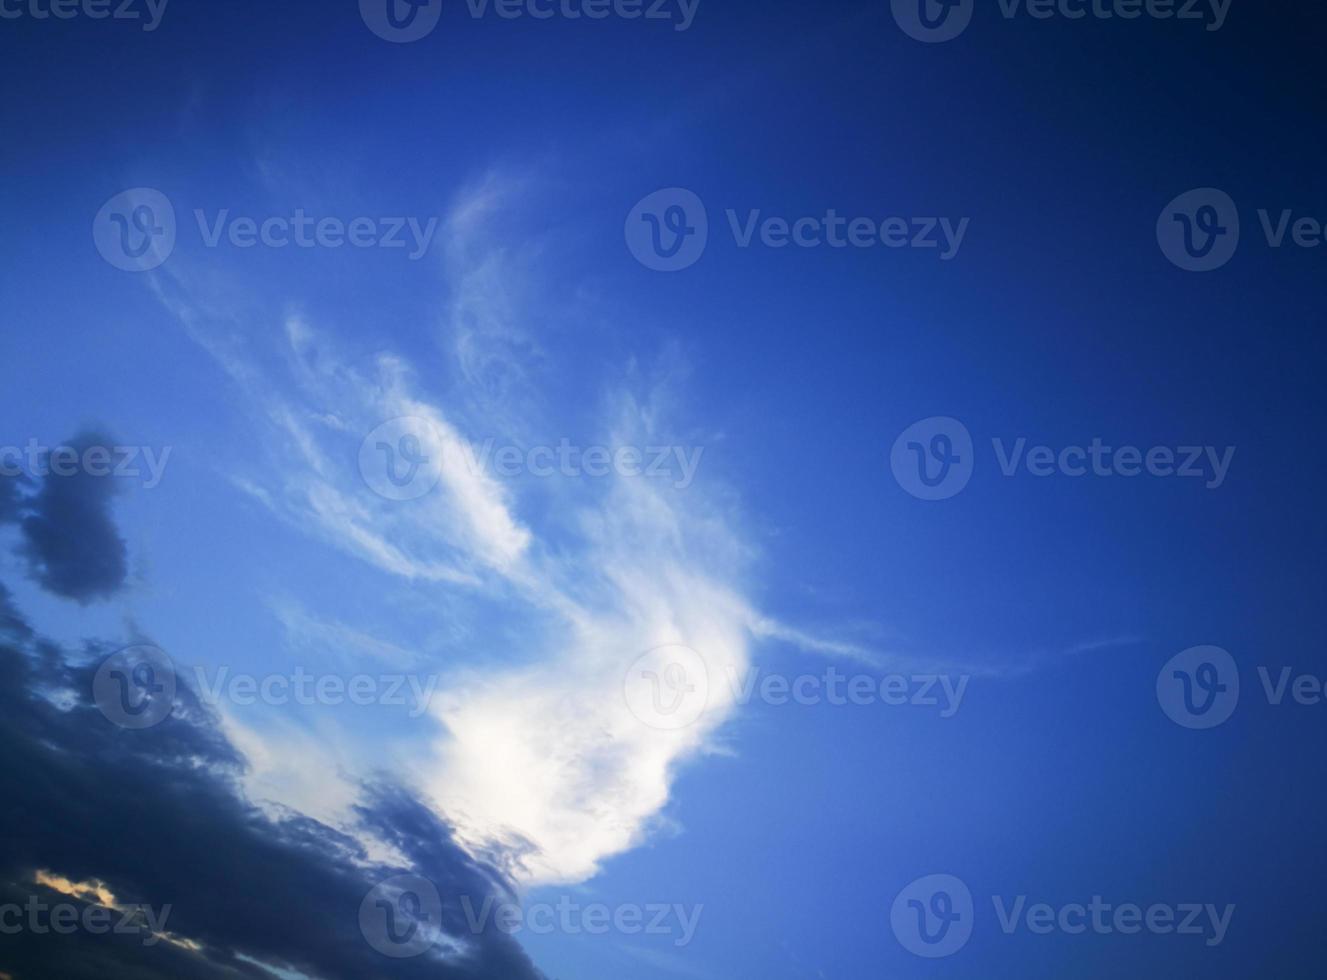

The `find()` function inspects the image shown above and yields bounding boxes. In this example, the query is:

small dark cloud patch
[15,431,129,602]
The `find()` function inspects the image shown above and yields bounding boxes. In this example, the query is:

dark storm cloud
[15,431,129,602]
[0,469,26,525]
[0,607,548,980]
[0,432,550,979]
[0,584,33,643]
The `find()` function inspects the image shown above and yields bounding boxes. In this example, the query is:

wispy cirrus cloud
[145,169,1115,893]
[269,597,420,670]
[142,170,765,887]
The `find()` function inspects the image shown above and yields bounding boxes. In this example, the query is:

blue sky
[2,1,1326,978]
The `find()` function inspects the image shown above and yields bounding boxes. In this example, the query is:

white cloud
[427,471,755,884]
[148,173,760,889]
[150,170,1134,892]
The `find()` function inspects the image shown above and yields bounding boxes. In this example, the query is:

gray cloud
[0,470,549,978]
[16,431,129,603]
[0,598,550,980]
[0,469,26,525]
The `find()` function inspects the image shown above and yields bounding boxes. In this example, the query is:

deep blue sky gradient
[3,2,1326,978]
